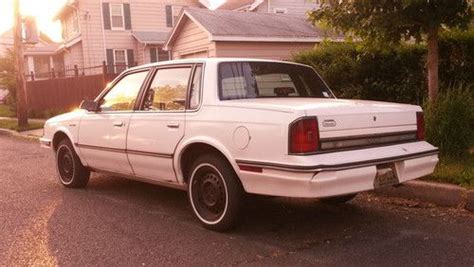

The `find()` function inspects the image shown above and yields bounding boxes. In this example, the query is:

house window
[110,3,124,30]
[172,6,183,26]
[114,49,127,73]
[150,47,170,63]
[273,8,287,14]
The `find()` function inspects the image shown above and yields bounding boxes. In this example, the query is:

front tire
[188,154,243,231]
[56,139,90,188]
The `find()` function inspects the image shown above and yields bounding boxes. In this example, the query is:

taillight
[289,117,319,154]
[416,112,425,140]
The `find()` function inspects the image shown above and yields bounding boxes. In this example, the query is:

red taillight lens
[416,112,425,140]
[289,118,319,154]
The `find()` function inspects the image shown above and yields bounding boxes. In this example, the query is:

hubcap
[191,165,227,223]
[57,146,74,183]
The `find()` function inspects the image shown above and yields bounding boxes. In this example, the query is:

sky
[0,0,226,43]
[0,0,67,41]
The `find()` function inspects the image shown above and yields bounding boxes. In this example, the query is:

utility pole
[13,0,28,128]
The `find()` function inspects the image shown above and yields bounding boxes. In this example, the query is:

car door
[127,65,198,182]
[77,69,150,175]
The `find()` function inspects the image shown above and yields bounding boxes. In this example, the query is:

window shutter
[166,5,173,27]
[127,49,135,67]
[106,49,114,73]
[150,48,157,63]
[103,3,111,30]
[123,3,132,30]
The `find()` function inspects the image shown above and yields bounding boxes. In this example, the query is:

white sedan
[41,58,439,231]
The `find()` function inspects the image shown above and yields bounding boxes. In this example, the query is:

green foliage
[0,119,43,131]
[309,0,473,45]
[426,154,474,188]
[438,30,474,85]
[424,85,474,158]
[293,42,426,104]
[293,30,474,104]
[0,49,17,109]
[0,104,15,117]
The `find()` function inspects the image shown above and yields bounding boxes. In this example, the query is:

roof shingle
[184,7,325,40]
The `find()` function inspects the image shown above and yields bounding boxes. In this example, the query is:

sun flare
[0,0,67,42]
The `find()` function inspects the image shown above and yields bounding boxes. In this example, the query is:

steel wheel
[190,164,228,224]
[187,154,243,231]
[57,144,75,185]
[55,138,90,188]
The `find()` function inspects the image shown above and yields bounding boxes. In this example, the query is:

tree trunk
[13,0,28,128]
[427,26,439,103]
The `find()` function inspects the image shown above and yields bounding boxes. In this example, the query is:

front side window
[218,62,333,100]
[100,71,149,111]
[110,3,124,29]
[143,67,191,111]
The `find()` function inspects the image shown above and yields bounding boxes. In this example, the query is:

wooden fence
[26,73,117,112]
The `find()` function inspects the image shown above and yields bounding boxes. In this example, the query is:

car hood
[45,109,86,124]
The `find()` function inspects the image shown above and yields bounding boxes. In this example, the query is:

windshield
[218,62,334,100]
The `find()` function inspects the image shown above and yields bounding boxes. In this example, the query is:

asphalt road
[1,134,473,266]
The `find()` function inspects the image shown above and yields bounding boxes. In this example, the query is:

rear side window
[143,67,192,111]
[218,62,333,100]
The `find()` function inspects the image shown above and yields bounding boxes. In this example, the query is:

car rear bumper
[236,143,439,198]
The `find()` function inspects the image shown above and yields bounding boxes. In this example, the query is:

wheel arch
[51,128,88,167]
[175,138,241,185]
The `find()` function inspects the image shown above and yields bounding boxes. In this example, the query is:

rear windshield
[218,62,333,100]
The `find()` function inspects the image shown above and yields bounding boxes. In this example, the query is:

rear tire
[319,193,357,205]
[187,154,243,231]
[56,139,90,188]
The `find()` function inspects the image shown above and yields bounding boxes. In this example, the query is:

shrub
[424,84,474,158]
[293,29,474,105]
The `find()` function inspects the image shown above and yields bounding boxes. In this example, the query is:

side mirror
[80,100,100,112]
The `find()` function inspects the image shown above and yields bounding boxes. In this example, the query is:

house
[54,0,324,74]
[164,7,338,60]
[54,0,203,75]
[0,29,63,80]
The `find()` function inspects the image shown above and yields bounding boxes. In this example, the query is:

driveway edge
[374,180,473,212]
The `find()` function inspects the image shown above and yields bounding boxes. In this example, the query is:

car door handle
[113,121,124,127]
[167,122,180,128]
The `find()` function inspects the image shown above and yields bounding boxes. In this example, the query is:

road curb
[0,128,40,141]
[374,180,472,211]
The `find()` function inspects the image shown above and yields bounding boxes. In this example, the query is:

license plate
[374,163,399,189]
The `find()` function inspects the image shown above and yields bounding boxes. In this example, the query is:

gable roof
[165,7,342,49]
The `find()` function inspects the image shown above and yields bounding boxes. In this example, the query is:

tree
[309,0,472,102]
[0,49,17,106]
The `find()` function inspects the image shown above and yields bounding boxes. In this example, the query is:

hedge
[293,30,474,105]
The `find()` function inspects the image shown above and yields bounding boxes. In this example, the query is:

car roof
[127,57,309,72]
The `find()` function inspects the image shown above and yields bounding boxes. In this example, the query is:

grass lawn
[0,104,15,117]
[424,154,474,188]
[0,119,44,131]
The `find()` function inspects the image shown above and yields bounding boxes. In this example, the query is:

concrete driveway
[1,134,473,266]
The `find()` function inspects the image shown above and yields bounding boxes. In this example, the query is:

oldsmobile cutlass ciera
[41,58,439,231]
